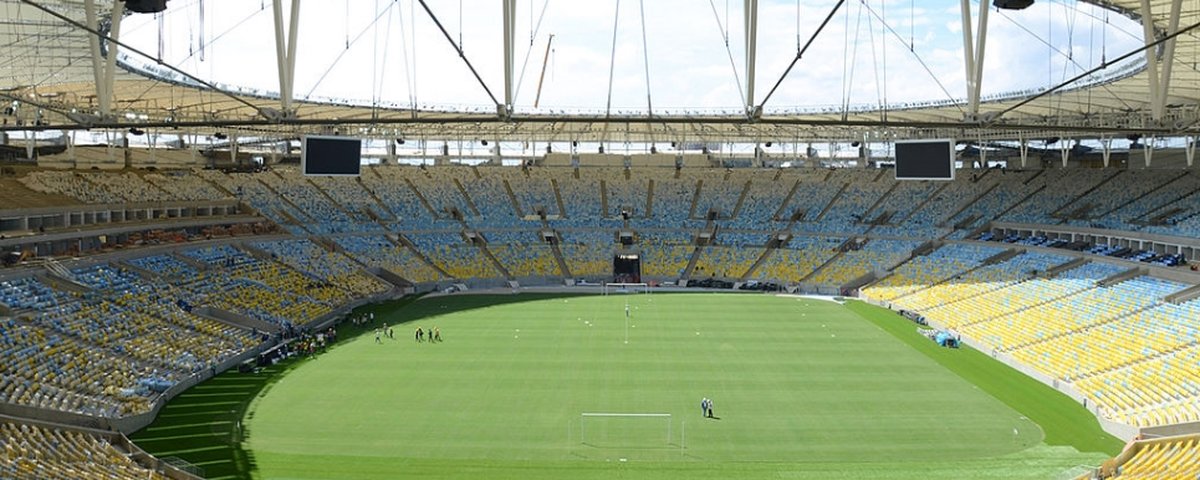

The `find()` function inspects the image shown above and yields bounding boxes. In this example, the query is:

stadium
[1,0,1200,478]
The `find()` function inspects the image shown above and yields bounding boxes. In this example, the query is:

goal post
[602,282,651,295]
[579,413,672,446]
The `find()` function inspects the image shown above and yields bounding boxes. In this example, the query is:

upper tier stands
[333,235,446,283]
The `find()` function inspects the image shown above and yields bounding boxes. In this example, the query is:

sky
[114,0,1145,116]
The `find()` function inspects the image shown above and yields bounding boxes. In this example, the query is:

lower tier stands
[1099,435,1200,479]
[0,420,170,480]
[865,244,1198,428]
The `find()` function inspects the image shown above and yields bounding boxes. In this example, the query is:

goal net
[579,413,672,447]
[602,282,651,295]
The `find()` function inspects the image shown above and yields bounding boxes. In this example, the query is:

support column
[1140,0,1163,121]
[1019,137,1029,168]
[84,0,124,118]
[1060,140,1070,168]
[272,0,302,115]
[230,132,239,165]
[1143,136,1154,167]
[1186,136,1196,167]
[502,0,516,113]
[1101,136,1112,168]
[960,0,989,116]
[744,0,758,114]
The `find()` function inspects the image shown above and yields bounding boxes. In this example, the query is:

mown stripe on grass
[133,432,230,442]
[141,421,233,432]
[153,445,231,456]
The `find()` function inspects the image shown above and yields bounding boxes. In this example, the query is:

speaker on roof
[992,0,1033,9]
[123,0,168,14]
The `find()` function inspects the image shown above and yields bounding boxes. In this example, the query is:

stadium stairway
[1044,258,1089,277]
[770,179,801,221]
[401,176,441,219]
[394,234,455,279]
[1098,267,1145,287]
[893,181,952,225]
[860,182,900,223]
[306,177,358,219]
[994,184,1048,222]
[264,171,320,224]
[549,241,573,279]
[1095,172,1190,220]
[739,236,785,282]
[599,179,611,217]
[550,178,568,218]
[729,180,752,219]
[645,179,656,218]
[475,241,514,281]
[501,179,526,217]
[452,178,482,217]
[1164,283,1200,304]
[355,176,394,218]
[798,250,845,284]
[681,244,704,281]
[688,179,704,219]
[942,182,999,229]
[812,181,849,222]
[1049,169,1124,222]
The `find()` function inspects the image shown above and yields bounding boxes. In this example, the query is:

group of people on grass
[370,320,442,344]
[414,326,441,343]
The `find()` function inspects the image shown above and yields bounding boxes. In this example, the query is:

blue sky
[118,0,1144,114]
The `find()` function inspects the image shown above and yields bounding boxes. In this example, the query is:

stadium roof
[1,0,1199,144]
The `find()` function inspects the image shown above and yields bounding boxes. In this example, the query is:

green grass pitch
[134,293,1122,479]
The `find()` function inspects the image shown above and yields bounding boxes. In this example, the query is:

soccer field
[227,293,1118,479]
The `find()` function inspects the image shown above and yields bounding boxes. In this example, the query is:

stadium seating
[252,239,391,297]
[257,168,380,234]
[333,235,446,283]
[19,171,127,204]
[0,421,171,480]
[360,167,460,230]
[125,254,200,284]
[806,239,923,287]
[750,236,843,284]
[6,163,1200,442]
[999,169,1113,224]
[691,246,763,280]
[558,230,616,277]
[862,243,1007,301]
[490,244,560,277]
[143,170,231,201]
[1106,435,1200,479]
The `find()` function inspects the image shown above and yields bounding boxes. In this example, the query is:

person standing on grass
[701,398,709,417]
[374,328,382,344]
[415,327,422,342]
[707,398,714,418]
[434,327,441,342]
